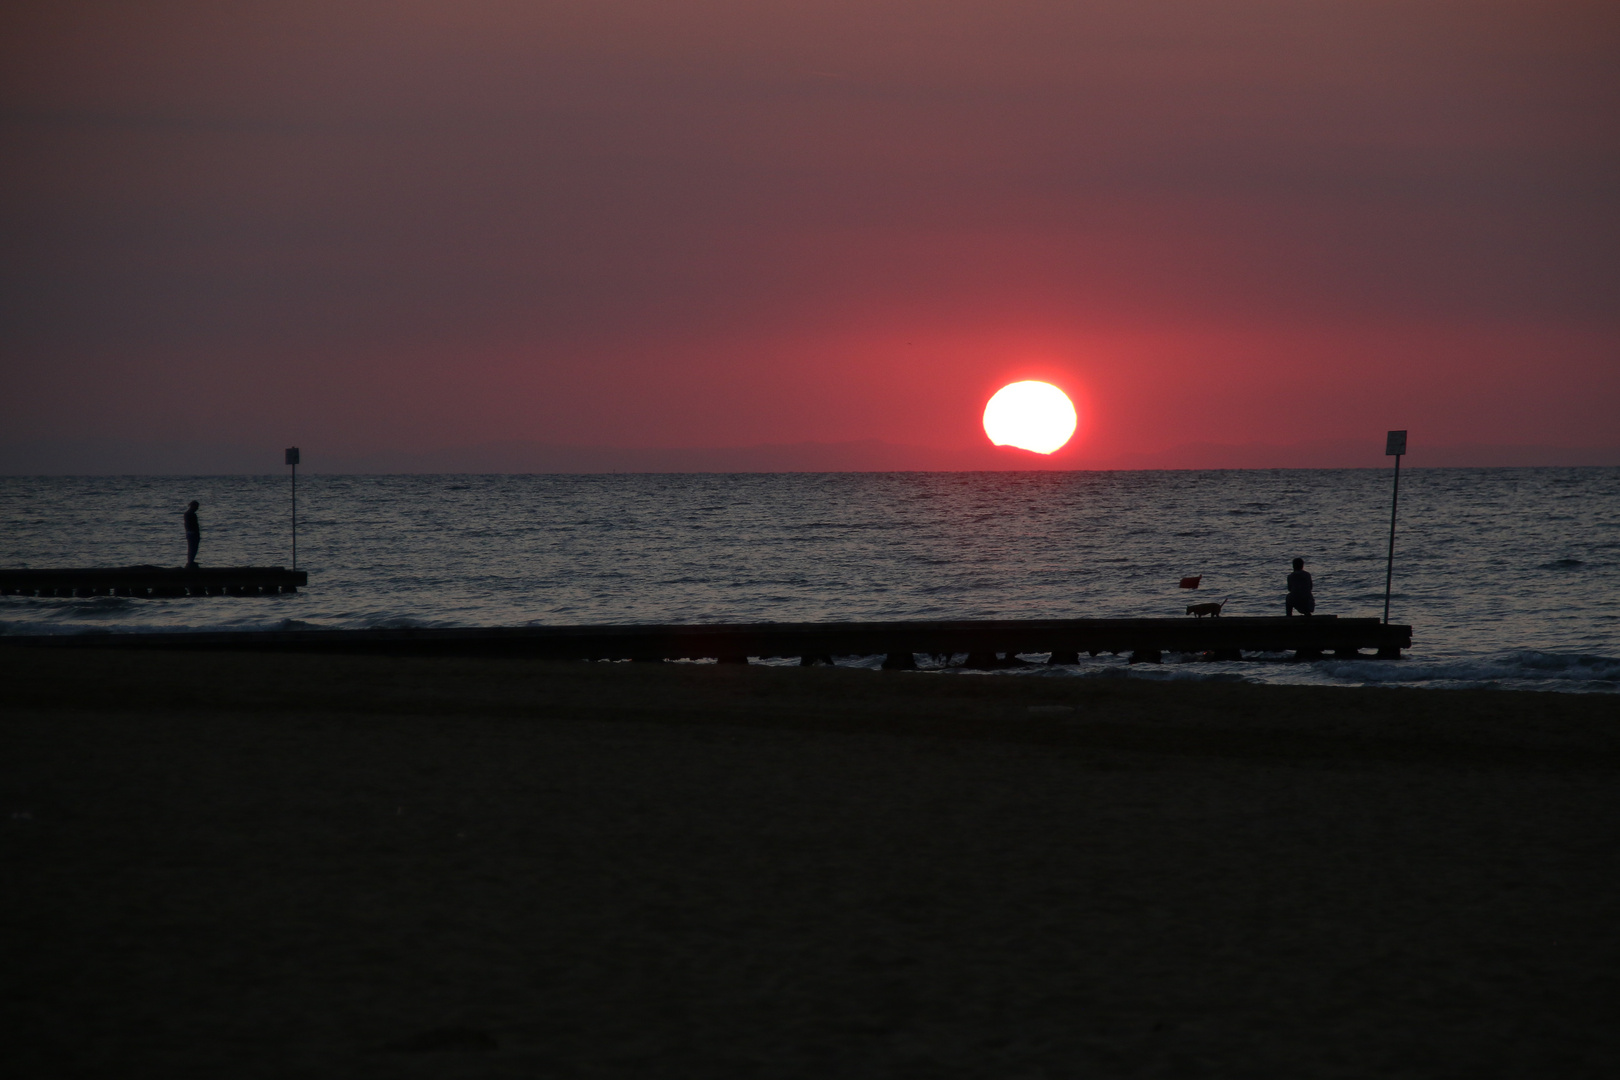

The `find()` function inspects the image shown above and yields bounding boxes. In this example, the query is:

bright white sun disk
[982,381,1077,454]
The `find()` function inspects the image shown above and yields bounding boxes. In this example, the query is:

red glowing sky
[2,1,1617,469]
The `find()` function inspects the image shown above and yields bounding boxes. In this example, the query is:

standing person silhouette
[183,501,201,570]
[1285,557,1314,616]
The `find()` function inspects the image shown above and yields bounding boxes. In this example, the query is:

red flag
[1179,576,1201,589]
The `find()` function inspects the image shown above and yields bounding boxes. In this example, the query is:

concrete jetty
[0,615,1410,663]
[0,566,306,598]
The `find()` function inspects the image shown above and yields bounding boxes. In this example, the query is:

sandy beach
[5,648,1619,1077]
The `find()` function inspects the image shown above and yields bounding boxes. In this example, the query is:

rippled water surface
[3,470,1617,692]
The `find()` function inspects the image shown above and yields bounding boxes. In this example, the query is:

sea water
[2,470,1616,693]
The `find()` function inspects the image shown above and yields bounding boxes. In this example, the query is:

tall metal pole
[285,447,300,571]
[1383,430,1406,625]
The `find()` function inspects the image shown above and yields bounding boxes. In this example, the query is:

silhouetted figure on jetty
[1286,557,1315,616]
[183,501,200,570]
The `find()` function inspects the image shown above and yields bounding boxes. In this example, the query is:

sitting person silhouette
[1285,557,1314,616]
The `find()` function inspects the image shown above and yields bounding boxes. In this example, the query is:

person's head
[188,501,199,510]
[1292,557,1304,571]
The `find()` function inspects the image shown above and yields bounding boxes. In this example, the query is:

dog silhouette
[1186,600,1225,618]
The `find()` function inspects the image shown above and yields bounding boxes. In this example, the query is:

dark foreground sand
[4,648,1619,1078]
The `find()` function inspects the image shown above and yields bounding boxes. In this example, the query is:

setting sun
[982,381,1078,454]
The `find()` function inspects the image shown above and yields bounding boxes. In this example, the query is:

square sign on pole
[1385,430,1407,456]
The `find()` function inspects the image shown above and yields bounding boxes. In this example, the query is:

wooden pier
[0,615,1409,663]
[0,566,306,598]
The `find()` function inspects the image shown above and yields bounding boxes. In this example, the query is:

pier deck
[0,615,1410,663]
[0,566,306,598]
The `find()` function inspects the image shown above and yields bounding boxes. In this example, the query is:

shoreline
[4,625,1615,696]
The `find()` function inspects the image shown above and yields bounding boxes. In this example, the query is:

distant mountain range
[3,437,1617,474]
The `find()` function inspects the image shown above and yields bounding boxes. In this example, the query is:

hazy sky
[3,1,1617,466]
